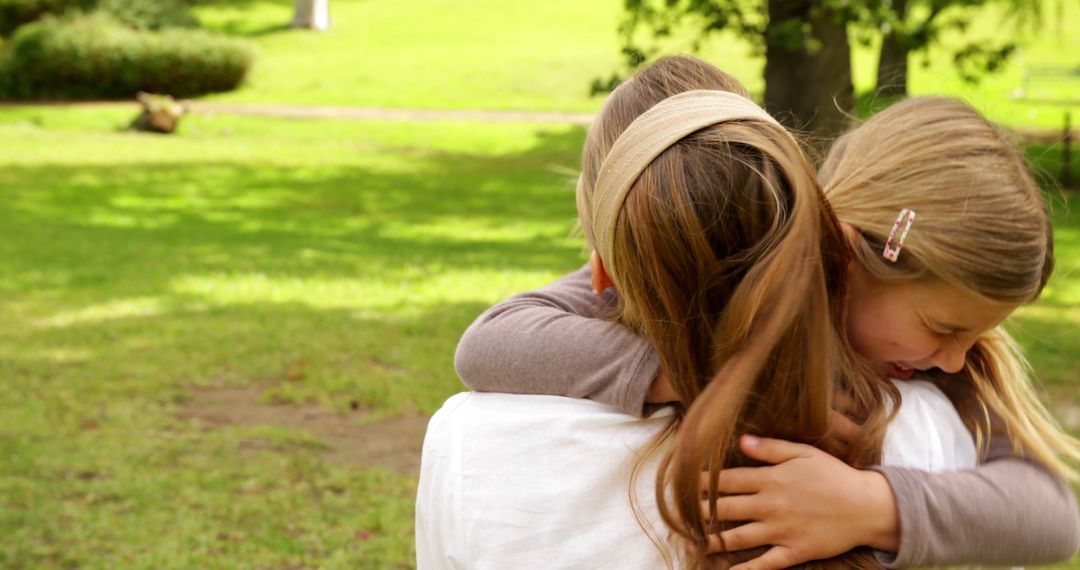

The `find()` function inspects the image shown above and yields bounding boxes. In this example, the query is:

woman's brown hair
[578,55,894,569]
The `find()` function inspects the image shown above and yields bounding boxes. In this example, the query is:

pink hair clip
[882,208,916,262]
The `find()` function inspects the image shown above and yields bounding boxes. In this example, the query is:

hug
[418,55,1080,569]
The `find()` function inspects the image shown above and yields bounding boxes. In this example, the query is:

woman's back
[416,381,976,570]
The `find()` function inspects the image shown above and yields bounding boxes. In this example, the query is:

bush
[1,13,253,99]
[0,0,93,35]
[0,0,196,36]
[95,0,198,31]
[0,52,12,98]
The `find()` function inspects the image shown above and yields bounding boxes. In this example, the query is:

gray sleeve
[875,460,1079,568]
[453,264,660,417]
[873,412,1080,568]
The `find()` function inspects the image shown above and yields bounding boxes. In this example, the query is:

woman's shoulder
[428,392,671,445]
[884,379,979,472]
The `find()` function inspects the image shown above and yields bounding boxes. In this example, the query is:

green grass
[185,0,1078,131]
[0,107,587,568]
[191,0,632,112]
[0,105,1077,568]
[1012,171,1080,399]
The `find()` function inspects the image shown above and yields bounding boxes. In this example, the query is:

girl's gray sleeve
[873,415,1080,568]
[453,264,660,417]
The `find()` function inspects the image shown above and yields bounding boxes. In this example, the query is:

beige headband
[588,89,783,282]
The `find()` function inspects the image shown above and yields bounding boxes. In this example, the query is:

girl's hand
[701,435,899,570]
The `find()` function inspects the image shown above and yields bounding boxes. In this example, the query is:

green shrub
[0,52,12,99]
[95,0,198,31]
[1,13,253,99]
[0,0,196,36]
[0,0,93,35]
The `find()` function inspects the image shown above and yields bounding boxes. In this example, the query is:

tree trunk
[290,0,331,30]
[763,0,854,149]
[876,0,910,96]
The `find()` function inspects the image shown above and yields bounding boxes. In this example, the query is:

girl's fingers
[705,522,772,554]
[729,545,803,570]
[739,435,816,465]
[698,467,764,494]
[698,494,759,523]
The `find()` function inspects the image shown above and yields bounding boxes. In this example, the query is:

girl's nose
[932,339,970,374]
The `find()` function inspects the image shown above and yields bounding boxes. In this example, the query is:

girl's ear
[590,250,615,296]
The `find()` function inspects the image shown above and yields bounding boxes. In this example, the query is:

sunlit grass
[186,0,1078,131]
[191,0,629,112]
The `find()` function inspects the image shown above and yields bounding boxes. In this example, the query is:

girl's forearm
[873,459,1080,568]
[454,264,660,416]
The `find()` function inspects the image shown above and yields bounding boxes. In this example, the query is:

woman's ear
[590,250,614,296]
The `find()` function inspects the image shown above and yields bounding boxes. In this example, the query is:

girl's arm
[454,264,661,416]
[709,431,1079,570]
[873,439,1080,567]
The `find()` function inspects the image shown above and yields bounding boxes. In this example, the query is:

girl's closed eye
[925,322,957,339]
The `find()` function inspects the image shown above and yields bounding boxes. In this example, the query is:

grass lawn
[0,103,1078,568]
[190,0,1078,132]
[0,106,587,568]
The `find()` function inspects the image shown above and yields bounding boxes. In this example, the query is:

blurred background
[0,0,1076,568]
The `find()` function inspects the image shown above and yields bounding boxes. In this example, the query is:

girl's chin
[888,362,916,380]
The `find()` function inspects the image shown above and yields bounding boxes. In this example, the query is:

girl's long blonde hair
[821,97,1080,480]
[579,55,894,569]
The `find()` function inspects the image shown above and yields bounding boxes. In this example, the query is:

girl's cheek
[895,337,939,362]
[847,328,881,359]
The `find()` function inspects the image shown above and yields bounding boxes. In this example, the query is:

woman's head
[577,54,749,254]
[820,97,1053,378]
[579,56,891,568]
[577,56,847,411]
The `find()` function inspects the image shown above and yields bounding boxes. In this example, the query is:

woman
[423,55,1080,565]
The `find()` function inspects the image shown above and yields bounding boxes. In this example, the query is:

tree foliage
[598,0,1036,137]
[597,0,865,141]
[870,0,1036,93]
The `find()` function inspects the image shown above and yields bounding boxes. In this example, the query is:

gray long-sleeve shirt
[454,263,1080,568]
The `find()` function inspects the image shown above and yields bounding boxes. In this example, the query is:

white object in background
[290,0,331,30]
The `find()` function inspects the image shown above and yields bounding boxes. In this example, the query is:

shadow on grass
[214,21,292,37]
[0,297,490,424]
[0,125,588,418]
[0,126,588,295]
[192,0,294,7]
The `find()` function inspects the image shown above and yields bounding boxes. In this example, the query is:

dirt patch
[179,386,430,475]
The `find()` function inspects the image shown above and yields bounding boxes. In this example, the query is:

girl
[452,55,1080,567]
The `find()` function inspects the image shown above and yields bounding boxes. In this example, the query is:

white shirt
[415,380,977,569]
